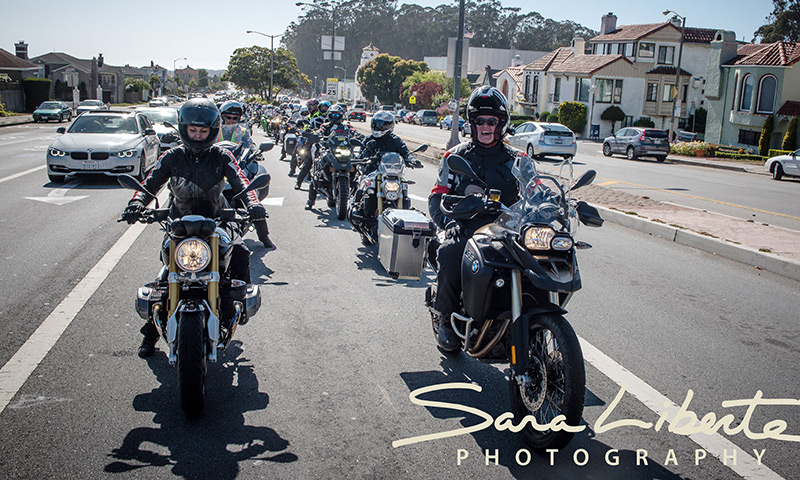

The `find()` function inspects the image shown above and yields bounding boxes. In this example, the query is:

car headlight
[116,149,138,158]
[383,181,401,201]
[523,227,573,252]
[49,148,67,157]
[175,238,211,272]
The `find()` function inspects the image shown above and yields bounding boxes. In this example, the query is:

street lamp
[173,57,187,94]
[296,2,337,82]
[247,30,283,102]
[663,9,685,142]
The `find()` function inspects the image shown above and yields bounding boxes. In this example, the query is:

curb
[0,116,34,127]
[594,206,800,282]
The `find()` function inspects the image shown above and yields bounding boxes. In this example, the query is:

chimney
[600,13,617,35]
[15,41,28,60]
[512,55,522,67]
[572,37,586,56]
[705,30,738,100]
[669,16,681,29]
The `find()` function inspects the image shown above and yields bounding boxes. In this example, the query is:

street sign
[448,99,457,110]
[409,95,416,105]
[671,85,679,100]
[326,82,338,97]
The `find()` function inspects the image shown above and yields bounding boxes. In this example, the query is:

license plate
[82,160,98,170]
[553,138,563,144]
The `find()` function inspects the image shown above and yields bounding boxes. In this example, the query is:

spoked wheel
[335,176,349,220]
[602,143,612,157]
[626,146,637,160]
[177,310,207,418]
[509,312,585,450]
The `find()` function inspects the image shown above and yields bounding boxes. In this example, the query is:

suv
[414,109,438,126]
[602,127,670,162]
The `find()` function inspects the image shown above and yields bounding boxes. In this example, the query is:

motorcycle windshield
[378,152,404,176]
[492,154,577,236]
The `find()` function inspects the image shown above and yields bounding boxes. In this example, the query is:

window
[658,46,675,65]
[553,77,561,102]
[738,129,759,146]
[596,78,623,104]
[613,80,623,104]
[663,84,675,102]
[756,75,777,114]
[646,83,658,102]
[532,76,539,98]
[617,43,625,55]
[739,74,753,112]
[575,78,591,102]
[639,42,655,58]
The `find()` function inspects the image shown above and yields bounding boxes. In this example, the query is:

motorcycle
[425,153,603,450]
[348,144,428,245]
[312,127,360,220]
[269,116,282,140]
[218,140,274,247]
[282,125,299,172]
[294,129,320,185]
[117,173,270,417]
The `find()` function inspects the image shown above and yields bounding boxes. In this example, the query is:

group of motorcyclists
[121,85,526,356]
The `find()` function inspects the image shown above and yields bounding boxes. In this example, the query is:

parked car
[348,108,366,122]
[33,101,73,123]
[134,107,181,153]
[439,114,465,130]
[402,111,416,124]
[765,148,800,180]
[46,110,160,183]
[149,97,169,107]
[507,121,577,159]
[602,127,669,162]
[75,100,108,116]
[397,108,409,121]
[165,94,185,103]
[414,110,438,126]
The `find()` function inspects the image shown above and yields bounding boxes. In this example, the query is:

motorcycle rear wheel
[335,176,349,220]
[509,312,584,450]
[177,310,207,418]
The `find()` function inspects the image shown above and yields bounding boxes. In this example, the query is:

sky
[1,0,775,71]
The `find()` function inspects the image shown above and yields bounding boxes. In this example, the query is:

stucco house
[0,45,41,112]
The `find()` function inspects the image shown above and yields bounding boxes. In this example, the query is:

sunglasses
[474,117,499,126]
[224,115,239,120]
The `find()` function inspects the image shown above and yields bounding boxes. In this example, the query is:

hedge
[712,152,767,161]
[769,149,793,157]
[22,77,52,111]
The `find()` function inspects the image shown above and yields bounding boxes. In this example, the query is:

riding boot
[138,322,159,358]
[435,313,460,352]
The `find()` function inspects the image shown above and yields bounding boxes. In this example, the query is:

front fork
[509,269,529,377]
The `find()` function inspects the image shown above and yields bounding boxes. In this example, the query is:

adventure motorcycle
[348,144,428,244]
[218,140,273,247]
[312,128,360,220]
[425,153,603,450]
[118,173,270,417]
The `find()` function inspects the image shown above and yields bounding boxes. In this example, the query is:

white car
[134,107,181,153]
[149,97,169,107]
[46,111,160,183]
[507,121,577,160]
[75,99,108,116]
[765,149,800,180]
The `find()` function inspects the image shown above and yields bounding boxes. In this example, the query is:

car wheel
[48,172,66,183]
[656,155,667,162]
[626,146,637,160]
[58,114,64,123]
[602,143,612,157]
[527,145,535,157]
[772,163,784,181]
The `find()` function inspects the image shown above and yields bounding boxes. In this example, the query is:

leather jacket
[359,133,411,173]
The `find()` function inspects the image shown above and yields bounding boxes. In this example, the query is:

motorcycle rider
[121,98,267,358]
[304,104,354,210]
[218,100,253,148]
[359,110,421,173]
[295,101,330,190]
[428,86,523,351]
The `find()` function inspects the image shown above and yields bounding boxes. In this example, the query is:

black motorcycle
[426,153,603,450]
[218,140,273,247]
[118,174,270,417]
[311,128,361,220]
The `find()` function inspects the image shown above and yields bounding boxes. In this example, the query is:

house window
[738,129,760,146]
[613,79,623,103]
[663,84,675,102]
[553,77,561,102]
[658,46,675,65]
[617,43,625,54]
[532,76,539,98]
[756,75,777,114]
[596,79,623,104]
[739,74,753,112]
[646,83,658,102]
[639,42,655,58]
[575,78,591,102]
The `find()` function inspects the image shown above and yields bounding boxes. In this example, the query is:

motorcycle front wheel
[509,312,585,450]
[335,176,349,220]
[177,310,207,418]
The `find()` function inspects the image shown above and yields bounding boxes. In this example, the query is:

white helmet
[371,111,395,138]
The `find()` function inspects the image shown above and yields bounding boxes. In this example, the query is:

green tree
[600,105,626,134]
[759,115,774,156]
[124,78,152,93]
[226,46,301,100]
[633,117,655,128]
[557,101,587,136]
[754,0,800,42]
[782,116,799,150]
[357,54,427,105]
[197,68,209,88]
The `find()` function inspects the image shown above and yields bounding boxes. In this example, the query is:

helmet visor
[372,118,392,131]
[180,105,219,128]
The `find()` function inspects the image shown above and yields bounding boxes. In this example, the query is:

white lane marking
[408,194,428,202]
[24,178,88,205]
[0,165,46,184]
[261,197,284,206]
[0,190,168,416]
[580,337,785,480]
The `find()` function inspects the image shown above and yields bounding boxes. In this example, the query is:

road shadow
[45,175,126,190]
[105,341,296,479]
[353,243,436,288]
[398,353,684,479]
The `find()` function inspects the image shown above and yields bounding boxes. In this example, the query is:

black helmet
[371,111,395,138]
[466,85,510,145]
[318,101,331,114]
[306,98,319,112]
[220,100,244,120]
[327,104,344,124]
[178,98,221,153]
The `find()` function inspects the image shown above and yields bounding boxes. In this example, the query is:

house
[140,61,169,96]
[175,66,198,85]
[704,31,800,150]
[0,43,42,112]
[493,65,524,113]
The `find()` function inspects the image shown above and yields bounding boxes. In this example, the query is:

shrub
[539,111,551,122]
[0,100,12,117]
[781,116,798,151]
[557,101,587,135]
[670,141,712,156]
[687,107,707,133]
[633,116,655,128]
[759,115,773,157]
[769,148,793,157]
[600,105,626,133]
[22,77,51,111]
[124,78,152,93]
[713,152,767,161]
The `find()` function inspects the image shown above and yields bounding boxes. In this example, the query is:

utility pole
[447,0,466,150]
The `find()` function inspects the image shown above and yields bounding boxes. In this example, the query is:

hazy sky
[1,0,774,71]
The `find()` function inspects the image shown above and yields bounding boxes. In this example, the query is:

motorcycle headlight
[175,238,211,272]
[49,148,67,157]
[116,149,138,158]
[383,181,401,201]
[335,148,351,157]
[551,236,574,251]
[523,227,574,251]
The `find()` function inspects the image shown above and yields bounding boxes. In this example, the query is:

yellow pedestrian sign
[671,86,678,100]
[409,95,416,105]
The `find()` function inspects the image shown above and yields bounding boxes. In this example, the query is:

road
[0,123,797,479]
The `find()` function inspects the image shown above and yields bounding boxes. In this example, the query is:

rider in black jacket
[358,111,421,172]
[428,86,522,351]
[121,98,266,358]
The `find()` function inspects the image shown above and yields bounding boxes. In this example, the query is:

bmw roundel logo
[471,260,480,273]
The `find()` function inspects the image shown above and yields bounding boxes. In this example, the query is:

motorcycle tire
[335,176,349,220]
[177,310,207,418]
[509,312,585,451]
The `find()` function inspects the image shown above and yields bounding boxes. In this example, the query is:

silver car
[507,121,577,160]
[765,148,800,180]
[134,107,181,153]
[46,111,160,183]
[75,99,108,116]
[602,127,670,162]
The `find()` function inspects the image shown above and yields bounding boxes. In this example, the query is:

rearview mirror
[446,154,486,188]
[571,170,596,191]
[259,142,274,152]
[56,127,66,134]
[413,144,428,153]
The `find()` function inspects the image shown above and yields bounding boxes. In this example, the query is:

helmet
[318,101,331,114]
[371,111,395,138]
[220,100,244,120]
[300,106,309,117]
[327,104,344,124]
[178,98,221,153]
[306,99,319,112]
[466,85,510,145]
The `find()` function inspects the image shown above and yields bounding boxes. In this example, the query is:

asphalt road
[0,124,797,479]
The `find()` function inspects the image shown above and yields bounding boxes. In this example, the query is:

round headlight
[175,239,211,272]
[523,227,556,251]
[384,181,401,201]
[551,236,574,251]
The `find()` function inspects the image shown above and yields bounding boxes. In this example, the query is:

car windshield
[39,102,61,109]
[69,115,138,134]
[139,109,178,125]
